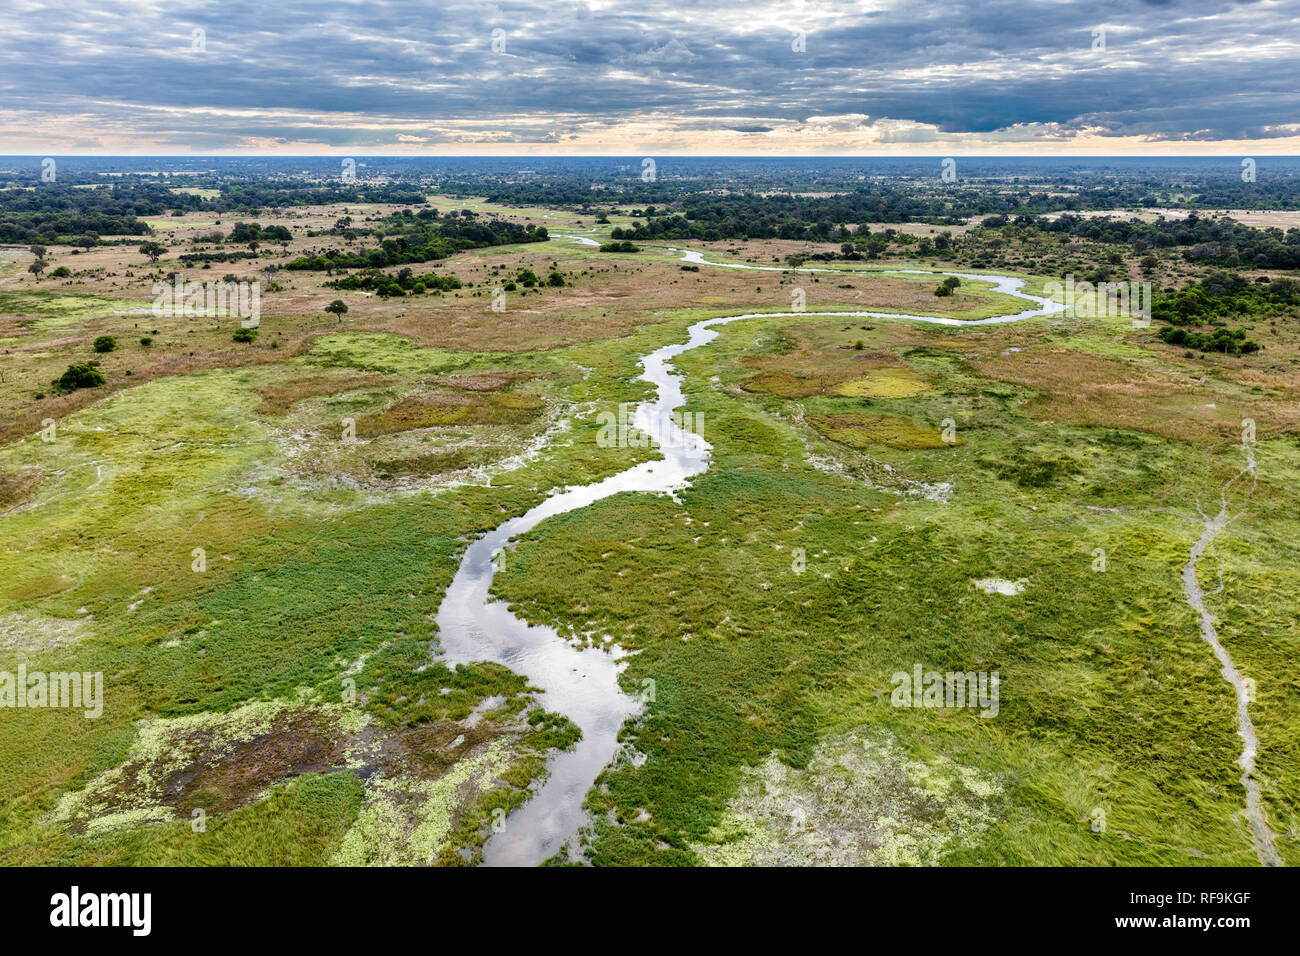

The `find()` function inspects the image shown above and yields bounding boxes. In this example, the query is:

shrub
[52,363,105,392]
[139,336,153,346]
[232,327,258,343]
[1157,324,1260,355]
[92,335,116,353]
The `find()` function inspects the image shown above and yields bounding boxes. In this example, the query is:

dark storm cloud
[1,0,1296,149]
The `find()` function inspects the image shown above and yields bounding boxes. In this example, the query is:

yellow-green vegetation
[490,300,1300,867]
[2,195,1297,869]
[693,727,1001,866]
[0,315,639,864]
[828,367,929,398]
[809,412,954,450]
[0,290,145,336]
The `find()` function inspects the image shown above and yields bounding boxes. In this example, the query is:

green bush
[92,335,116,353]
[1157,324,1259,355]
[232,327,258,343]
[52,363,105,392]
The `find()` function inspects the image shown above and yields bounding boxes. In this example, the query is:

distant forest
[0,177,426,245]
[285,209,547,270]
[3,159,1299,272]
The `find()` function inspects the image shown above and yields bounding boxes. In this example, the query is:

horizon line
[3,153,1299,160]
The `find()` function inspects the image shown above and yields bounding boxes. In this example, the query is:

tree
[139,241,167,263]
[29,245,46,260]
[77,234,98,251]
[325,299,349,323]
[28,259,47,279]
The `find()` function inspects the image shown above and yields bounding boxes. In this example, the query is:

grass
[490,305,1300,866]
[0,289,145,336]
[2,196,1297,868]
[0,298,677,864]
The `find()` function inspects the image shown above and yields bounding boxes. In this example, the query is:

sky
[2,0,1298,155]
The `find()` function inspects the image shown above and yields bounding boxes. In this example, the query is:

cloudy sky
[2,0,1298,154]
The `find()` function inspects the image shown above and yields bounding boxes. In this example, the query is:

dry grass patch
[356,391,544,437]
[971,345,1300,443]
[438,370,531,391]
[0,469,41,512]
[368,446,500,477]
[255,372,396,416]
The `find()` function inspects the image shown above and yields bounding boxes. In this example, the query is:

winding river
[434,247,1066,865]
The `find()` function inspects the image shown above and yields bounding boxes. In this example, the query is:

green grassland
[492,307,1300,866]
[1,211,1296,867]
[0,324,653,864]
[0,290,148,338]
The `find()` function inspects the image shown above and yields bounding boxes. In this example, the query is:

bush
[547,271,565,287]
[1157,324,1259,355]
[51,266,71,278]
[53,363,105,392]
[140,336,153,346]
[92,335,116,353]
[232,327,258,343]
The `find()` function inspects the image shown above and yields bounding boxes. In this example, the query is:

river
[433,246,1065,865]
